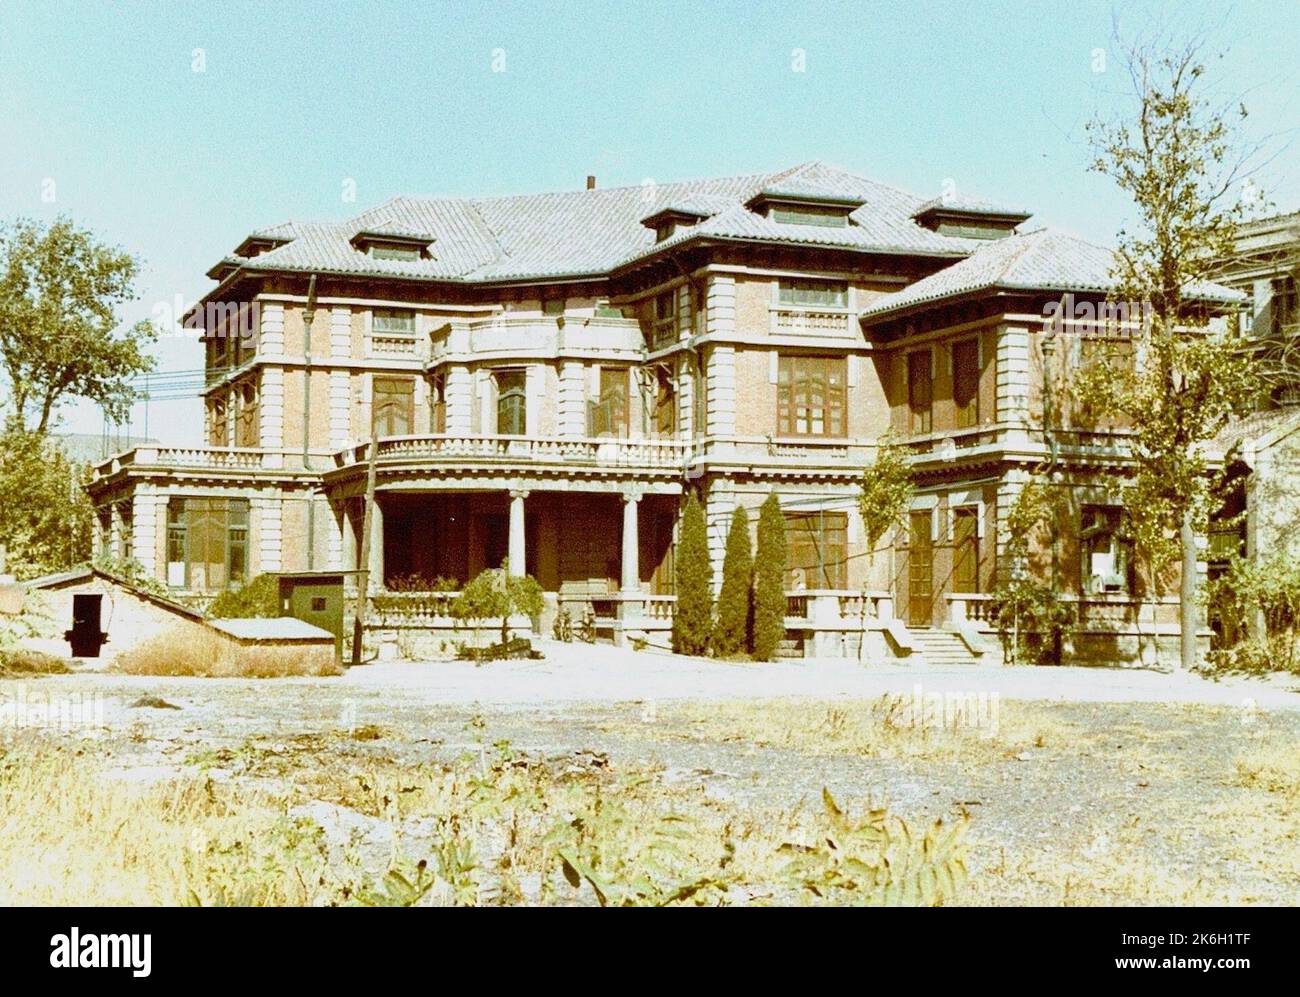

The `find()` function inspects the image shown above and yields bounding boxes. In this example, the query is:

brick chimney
[586,175,596,190]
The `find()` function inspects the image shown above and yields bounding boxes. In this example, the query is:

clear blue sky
[2,0,1297,444]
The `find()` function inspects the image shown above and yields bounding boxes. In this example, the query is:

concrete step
[907,628,982,665]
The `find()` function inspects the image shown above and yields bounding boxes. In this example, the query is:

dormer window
[748,190,864,228]
[350,228,435,261]
[641,206,710,243]
[911,199,1032,240]
[369,242,421,261]
[770,204,850,227]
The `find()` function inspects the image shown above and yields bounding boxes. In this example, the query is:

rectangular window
[907,350,933,434]
[373,308,417,336]
[770,206,850,228]
[778,279,848,308]
[653,366,677,437]
[495,368,527,435]
[430,372,446,433]
[208,397,228,447]
[777,355,847,437]
[786,511,848,589]
[650,290,677,349]
[952,338,980,429]
[542,298,566,317]
[692,356,706,437]
[166,498,250,592]
[369,244,420,261]
[953,506,979,593]
[1080,506,1131,595]
[373,376,415,436]
[234,379,259,447]
[595,299,624,319]
[589,367,629,437]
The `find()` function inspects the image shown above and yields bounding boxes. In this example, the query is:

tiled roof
[1212,405,1300,459]
[223,161,999,285]
[860,228,1245,322]
[910,193,1030,220]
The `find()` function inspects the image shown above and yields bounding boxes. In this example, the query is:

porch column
[367,497,384,589]
[341,502,357,571]
[621,489,641,592]
[508,489,528,576]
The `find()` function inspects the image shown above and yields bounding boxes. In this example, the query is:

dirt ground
[4,643,1300,905]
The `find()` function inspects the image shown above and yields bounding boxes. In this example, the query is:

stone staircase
[907,627,985,666]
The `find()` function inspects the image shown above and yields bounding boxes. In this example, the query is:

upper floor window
[495,368,527,436]
[778,279,848,309]
[778,355,847,437]
[1080,506,1131,595]
[786,511,848,589]
[430,372,446,434]
[373,308,416,337]
[1272,276,1297,338]
[208,397,228,447]
[952,338,980,429]
[650,290,678,350]
[589,367,629,438]
[373,376,414,436]
[542,298,566,317]
[653,366,677,437]
[234,379,259,447]
[907,349,933,434]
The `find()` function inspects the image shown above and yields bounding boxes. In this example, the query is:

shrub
[208,574,280,619]
[671,494,713,656]
[0,647,70,675]
[114,625,340,677]
[987,579,1077,666]
[92,554,170,597]
[752,494,787,661]
[712,506,752,657]
[450,563,543,647]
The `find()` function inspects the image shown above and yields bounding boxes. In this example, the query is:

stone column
[621,490,641,593]
[508,489,528,576]
[368,497,384,589]
[341,501,358,571]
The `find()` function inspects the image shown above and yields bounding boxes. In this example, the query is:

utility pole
[350,429,379,666]
[302,275,318,570]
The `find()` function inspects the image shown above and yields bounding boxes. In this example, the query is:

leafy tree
[0,428,92,578]
[208,573,281,618]
[0,217,157,432]
[451,562,543,647]
[1079,38,1262,669]
[712,506,752,656]
[671,494,713,656]
[752,494,787,661]
[859,436,914,569]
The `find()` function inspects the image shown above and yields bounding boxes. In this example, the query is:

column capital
[509,487,530,500]
[621,485,644,504]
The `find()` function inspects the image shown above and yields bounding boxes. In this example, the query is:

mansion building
[87,161,1247,663]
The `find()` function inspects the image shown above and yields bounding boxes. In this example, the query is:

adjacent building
[86,161,1245,662]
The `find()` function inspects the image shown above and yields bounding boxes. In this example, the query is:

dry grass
[114,626,340,678]
[0,730,964,906]
[1234,742,1300,798]
[637,696,1078,763]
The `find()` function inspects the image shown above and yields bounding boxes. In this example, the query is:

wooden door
[908,510,933,626]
